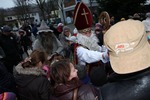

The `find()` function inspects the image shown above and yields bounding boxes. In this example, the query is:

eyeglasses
[64,30,69,33]
[78,28,91,33]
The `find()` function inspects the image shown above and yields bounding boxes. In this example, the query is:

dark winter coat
[0,61,16,94]
[0,34,22,73]
[99,67,150,100]
[20,34,32,52]
[14,63,51,100]
[50,79,99,100]
[0,34,21,62]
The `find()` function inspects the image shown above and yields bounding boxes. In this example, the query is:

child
[50,59,99,100]
[14,50,51,100]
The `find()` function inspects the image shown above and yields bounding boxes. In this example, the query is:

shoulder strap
[73,88,78,100]
[74,43,79,65]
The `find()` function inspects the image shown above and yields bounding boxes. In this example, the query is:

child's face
[68,63,78,81]
[64,30,70,37]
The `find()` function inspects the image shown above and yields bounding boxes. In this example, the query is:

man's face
[81,29,92,37]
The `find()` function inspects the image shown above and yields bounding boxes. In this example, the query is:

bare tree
[13,0,31,22]
[0,8,5,26]
[55,0,65,23]
[45,0,59,18]
[34,0,59,21]
[34,0,47,20]
[89,0,94,13]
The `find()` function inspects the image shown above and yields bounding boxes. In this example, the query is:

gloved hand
[102,49,109,63]
[98,45,107,52]
[101,45,107,52]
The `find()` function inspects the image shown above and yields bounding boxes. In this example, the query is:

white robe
[76,46,108,66]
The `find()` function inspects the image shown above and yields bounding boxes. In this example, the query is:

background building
[59,0,98,24]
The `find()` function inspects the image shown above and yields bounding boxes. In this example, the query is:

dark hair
[22,50,46,68]
[50,59,71,85]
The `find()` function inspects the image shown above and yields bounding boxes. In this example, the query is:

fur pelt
[15,63,46,76]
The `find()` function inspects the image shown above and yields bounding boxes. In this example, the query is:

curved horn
[99,11,110,32]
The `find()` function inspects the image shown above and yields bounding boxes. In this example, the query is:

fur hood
[15,63,46,76]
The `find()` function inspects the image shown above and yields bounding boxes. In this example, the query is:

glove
[101,45,107,52]
[102,50,109,63]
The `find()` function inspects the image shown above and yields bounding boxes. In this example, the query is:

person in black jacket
[18,29,32,57]
[0,50,16,100]
[0,25,22,74]
[99,19,150,100]
[14,50,51,100]
[50,59,99,100]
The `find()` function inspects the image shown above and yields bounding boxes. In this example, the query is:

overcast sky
[0,0,15,9]
[0,0,150,9]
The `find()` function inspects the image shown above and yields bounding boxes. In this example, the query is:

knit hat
[104,20,150,74]
[63,26,70,33]
[57,23,64,27]
[95,23,102,31]
[95,23,101,27]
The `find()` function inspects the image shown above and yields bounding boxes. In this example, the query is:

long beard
[77,32,100,51]
[39,33,55,54]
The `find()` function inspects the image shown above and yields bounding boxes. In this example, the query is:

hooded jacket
[14,63,51,100]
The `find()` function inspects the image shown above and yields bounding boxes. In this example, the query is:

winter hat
[57,23,64,27]
[63,26,71,33]
[95,23,102,31]
[104,20,150,74]
[37,20,53,34]
[73,2,93,33]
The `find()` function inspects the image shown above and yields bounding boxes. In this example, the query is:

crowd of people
[0,1,150,100]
